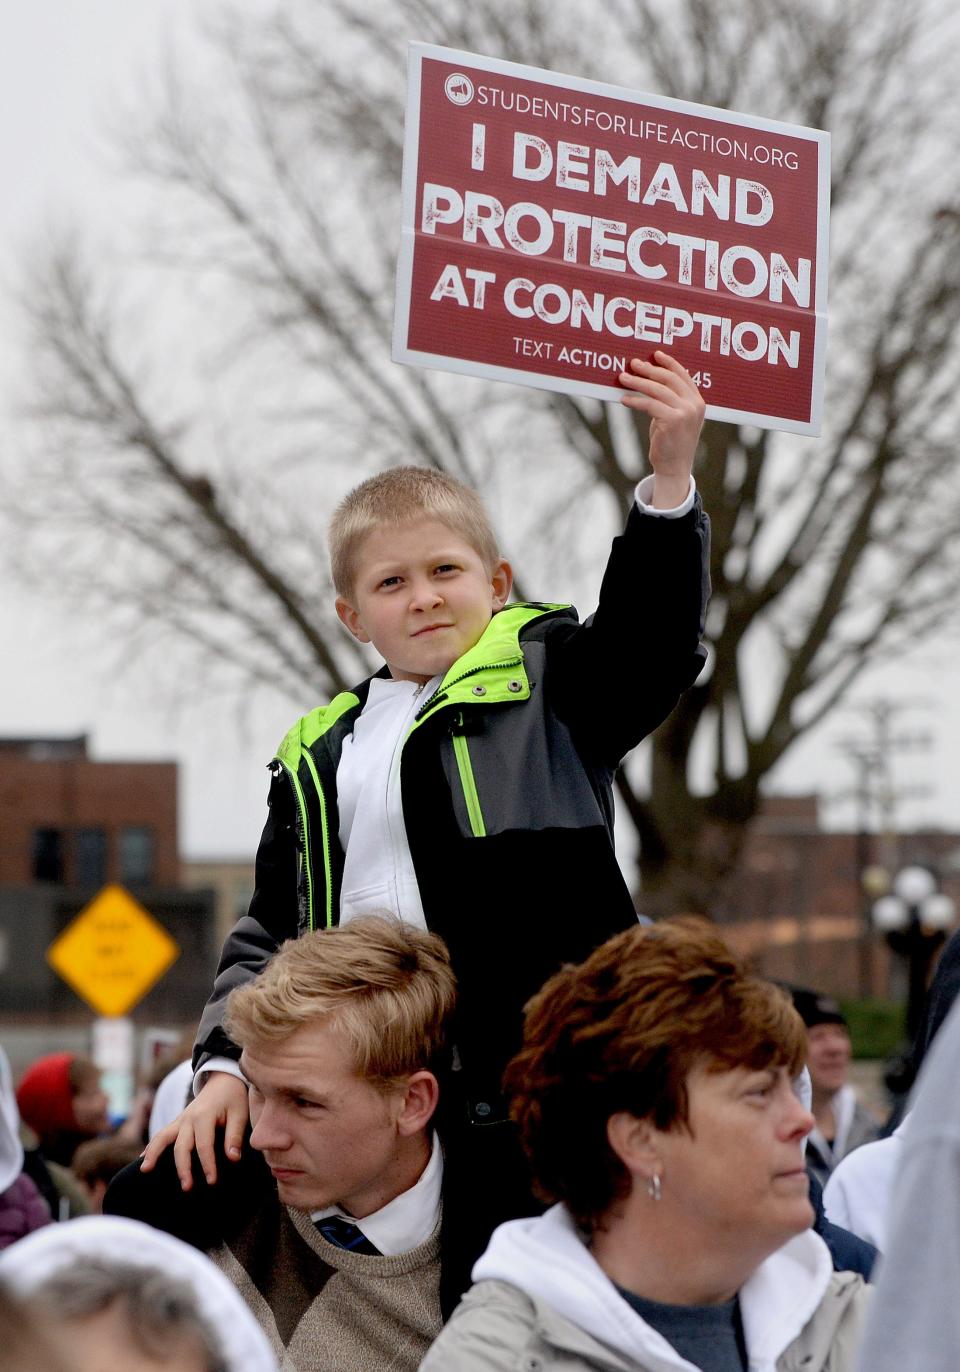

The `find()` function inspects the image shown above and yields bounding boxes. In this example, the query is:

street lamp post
[871,865,956,1041]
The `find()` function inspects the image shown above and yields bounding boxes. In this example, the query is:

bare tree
[8,0,960,913]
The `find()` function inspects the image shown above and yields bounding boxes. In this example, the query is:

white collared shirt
[311,1131,443,1257]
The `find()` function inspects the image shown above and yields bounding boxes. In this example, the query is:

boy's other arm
[193,775,299,1072]
[549,352,710,764]
[142,776,300,1187]
[139,1071,249,1190]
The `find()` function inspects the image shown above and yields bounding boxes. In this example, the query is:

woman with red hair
[423,920,870,1372]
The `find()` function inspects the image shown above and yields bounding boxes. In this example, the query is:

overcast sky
[2,1,959,863]
[0,1,291,862]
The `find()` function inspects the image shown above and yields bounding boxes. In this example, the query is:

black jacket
[808,1171,877,1281]
[196,498,711,1121]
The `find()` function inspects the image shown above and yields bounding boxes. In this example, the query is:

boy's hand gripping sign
[393,45,830,436]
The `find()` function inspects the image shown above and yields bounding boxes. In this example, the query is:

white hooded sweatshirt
[0,1214,278,1372]
[0,1046,24,1195]
[822,1115,910,1252]
[420,1204,868,1372]
[855,998,960,1372]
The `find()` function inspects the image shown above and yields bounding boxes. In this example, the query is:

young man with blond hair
[145,352,710,1282]
[108,917,458,1372]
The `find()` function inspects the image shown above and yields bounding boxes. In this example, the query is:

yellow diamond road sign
[47,884,180,1018]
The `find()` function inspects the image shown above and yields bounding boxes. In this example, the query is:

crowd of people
[3,357,956,1369]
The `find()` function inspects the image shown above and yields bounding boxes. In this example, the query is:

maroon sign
[394,45,830,435]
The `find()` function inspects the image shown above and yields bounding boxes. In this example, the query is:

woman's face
[653,1062,814,1253]
[71,1072,110,1135]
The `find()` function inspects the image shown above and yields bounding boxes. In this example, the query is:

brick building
[180,858,255,945]
[0,735,216,1057]
[718,795,960,999]
[0,735,178,891]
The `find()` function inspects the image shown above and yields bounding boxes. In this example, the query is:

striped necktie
[315,1215,381,1256]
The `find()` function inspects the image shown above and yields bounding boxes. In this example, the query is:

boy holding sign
[143,352,710,1268]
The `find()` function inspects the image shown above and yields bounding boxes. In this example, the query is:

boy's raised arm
[544,350,709,766]
[618,350,705,509]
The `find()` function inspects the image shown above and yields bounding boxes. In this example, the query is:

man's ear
[607,1111,662,1185]
[491,559,513,611]
[396,1071,440,1137]
[336,595,371,644]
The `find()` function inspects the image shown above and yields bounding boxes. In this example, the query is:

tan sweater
[211,1196,442,1371]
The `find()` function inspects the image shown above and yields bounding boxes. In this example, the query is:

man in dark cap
[790,987,879,1187]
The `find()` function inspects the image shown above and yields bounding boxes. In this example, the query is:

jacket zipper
[276,758,315,932]
[451,715,486,838]
[300,748,334,930]
[414,656,523,723]
[415,657,525,839]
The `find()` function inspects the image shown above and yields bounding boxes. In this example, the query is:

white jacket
[0,1215,277,1372]
[0,1047,24,1194]
[421,1204,869,1372]
[856,999,960,1372]
[822,1116,910,1252]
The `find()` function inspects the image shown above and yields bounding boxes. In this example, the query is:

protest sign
[394,44,830,435]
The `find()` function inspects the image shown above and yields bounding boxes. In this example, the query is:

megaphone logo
[444,73,475,106]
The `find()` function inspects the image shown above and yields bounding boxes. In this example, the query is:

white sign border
[393,43,831,438]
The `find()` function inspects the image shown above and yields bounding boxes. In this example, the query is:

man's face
[805,1022,852,1096]
[335,517,512,684]
[241,1020,412,1217]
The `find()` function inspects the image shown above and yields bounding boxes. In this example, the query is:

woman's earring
[647,1173,662,1202]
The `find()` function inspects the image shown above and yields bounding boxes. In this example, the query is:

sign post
[395,44,830,435]
[47,884,180,1117]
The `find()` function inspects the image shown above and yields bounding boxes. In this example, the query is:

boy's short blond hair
[224,916,456,1090]
[329,466,500,598]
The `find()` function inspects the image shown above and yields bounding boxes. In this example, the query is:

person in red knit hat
[16,1054,109,1168]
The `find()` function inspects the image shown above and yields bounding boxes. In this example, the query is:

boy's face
[335,517,512,684]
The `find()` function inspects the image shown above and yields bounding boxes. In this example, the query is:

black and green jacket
[195,497,711,1122]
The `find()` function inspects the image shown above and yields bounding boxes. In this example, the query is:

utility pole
[834,698,932,997]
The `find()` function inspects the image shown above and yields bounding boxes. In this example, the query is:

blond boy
[145,353,710,1239]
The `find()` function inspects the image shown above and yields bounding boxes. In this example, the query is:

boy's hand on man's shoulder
[139,1071,249,1191]
[618,351,706,510]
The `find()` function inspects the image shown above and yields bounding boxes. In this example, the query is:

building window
[119,826,154,886]
[74,828,107,888]
[32,829,64,883]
